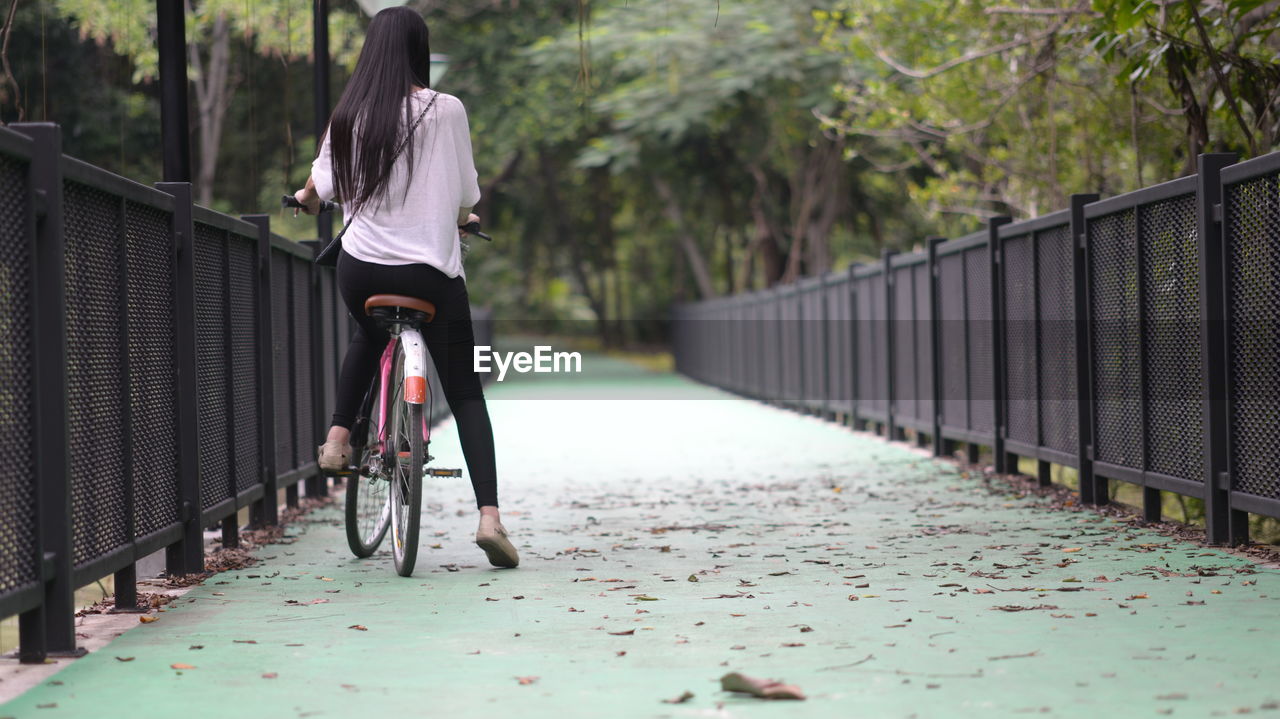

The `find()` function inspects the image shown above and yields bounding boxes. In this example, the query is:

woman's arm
[452,97,482,219]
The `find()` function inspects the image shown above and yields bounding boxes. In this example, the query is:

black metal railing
[673,151,1280,546]
[0,123,492,661]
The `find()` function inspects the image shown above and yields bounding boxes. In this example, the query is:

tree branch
[869,21,1065,80]
[1186,0,1258,156]
[0,0,22,123]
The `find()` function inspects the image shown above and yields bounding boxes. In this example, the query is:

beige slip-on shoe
[476,514,519,568]
[317,440,352,474]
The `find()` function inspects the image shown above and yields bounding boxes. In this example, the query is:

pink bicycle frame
[374,330,431,449]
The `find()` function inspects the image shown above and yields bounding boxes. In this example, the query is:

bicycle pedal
[427,468,462,478]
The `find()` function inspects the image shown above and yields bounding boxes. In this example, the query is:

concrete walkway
[3,352,1279,718]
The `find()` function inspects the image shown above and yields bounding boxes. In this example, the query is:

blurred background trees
[2,0,1277,344]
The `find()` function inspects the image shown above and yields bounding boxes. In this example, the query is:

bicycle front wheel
[389,347,424,577]
[345,373,391,558]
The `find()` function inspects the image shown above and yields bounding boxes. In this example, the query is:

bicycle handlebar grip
[458,221,493,242]
[281,194,337,213]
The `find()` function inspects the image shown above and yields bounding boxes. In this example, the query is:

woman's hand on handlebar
[458,213,480,236]
[293,187,322,217]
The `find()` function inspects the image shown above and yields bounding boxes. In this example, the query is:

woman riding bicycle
[293,7,517,569]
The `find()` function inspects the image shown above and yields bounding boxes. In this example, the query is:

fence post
[12,123,83,660]
[302,240,327,501]
[243,214,279,527]
[156,182,204,576]
[1196,153,1243,545]
[926,238,946,456]
[883,249,899,441]
[1071,193,1101,505]
[988,217,1011,473]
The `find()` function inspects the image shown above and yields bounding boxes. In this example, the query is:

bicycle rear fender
[399,328,428,405]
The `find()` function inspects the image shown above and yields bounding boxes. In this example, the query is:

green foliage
[52,0,364,82]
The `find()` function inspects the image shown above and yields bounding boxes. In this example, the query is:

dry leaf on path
[348,625,368,631]
[170,663,196,670]
[609,629,636,636]
[516,676,539,685]
[662,691,694,704]
[720,672,805,700]
[114,657,134,662]
[139,616,158,624]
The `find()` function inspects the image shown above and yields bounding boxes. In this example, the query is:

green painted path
[5,352,1279,718]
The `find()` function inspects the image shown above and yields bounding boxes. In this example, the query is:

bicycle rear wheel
[389,344,424,577]
[345,370,391,558]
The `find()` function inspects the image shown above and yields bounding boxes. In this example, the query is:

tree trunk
[538,149,611,345]
[652,175,717,300]
[742,163,785,288]
[190,14,232,207]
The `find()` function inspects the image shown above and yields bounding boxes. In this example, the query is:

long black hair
[325,7,431,213]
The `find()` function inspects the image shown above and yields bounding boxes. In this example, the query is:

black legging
[332,250,497,508]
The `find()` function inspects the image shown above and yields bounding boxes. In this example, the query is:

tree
[52,0,363,205]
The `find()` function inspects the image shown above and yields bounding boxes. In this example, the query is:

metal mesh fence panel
[781,292,802,401]
[0,153,38,594]
[1226,172,1280,500]
[914,263,933,426]
[826,278,852,408]
[63,181,129,565]
[868,274,888,413]
[228,234,260,494]
[802,287,825,407]
[194,223,232,512]
[291,257,314,468]
[855,275,883,412]
[1003,235,1037,445]
[1142,194,1204,482]
[123,202,179,538]
[762,301,781,399]
[939,253,967,429]
[1090,209,1143,470]
[1037,224,1078,456]
[892,265,918,422]
[964,247,994,435]
[271,250,295,473]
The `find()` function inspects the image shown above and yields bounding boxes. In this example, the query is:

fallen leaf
[348,625,368,631]
[609,629,636,636]
[516,676,539,685]
[114,657,134,662]
[139,616,158,624]
[720,672,805,700]
[662,691,694,704]
[1062,548,1082,553]
[635,595,660,601]
[170,663,196,670]
[688,575,699,582]
[262,673,278,679]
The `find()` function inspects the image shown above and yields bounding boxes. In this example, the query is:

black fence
[0,123,492,661]
[673,151,1280,547]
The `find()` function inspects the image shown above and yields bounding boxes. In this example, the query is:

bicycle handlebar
[282,194,339,214]
[281,193,492,241]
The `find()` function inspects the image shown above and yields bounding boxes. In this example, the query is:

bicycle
[282,194,489,577]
